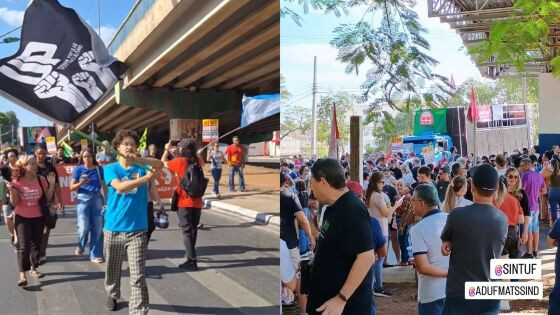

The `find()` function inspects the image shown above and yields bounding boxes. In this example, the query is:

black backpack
[179,158,209,198]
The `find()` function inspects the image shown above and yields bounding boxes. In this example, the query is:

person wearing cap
[519,158,547,258]
[307,158,377,315]
[96,140,115,164]
[440,164,508,314]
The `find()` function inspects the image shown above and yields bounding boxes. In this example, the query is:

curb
[383,265,416,283]
[203,199,280,227]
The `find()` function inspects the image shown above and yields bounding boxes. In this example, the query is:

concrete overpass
[59,0,279,146]
[428,0,560,151]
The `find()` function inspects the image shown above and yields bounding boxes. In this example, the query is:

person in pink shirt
[5,155,55,287]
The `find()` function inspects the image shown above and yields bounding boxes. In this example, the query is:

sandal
[30,269,44,279]
[17,277,27,287]
[90,258,105,264]
[75,248,83,256]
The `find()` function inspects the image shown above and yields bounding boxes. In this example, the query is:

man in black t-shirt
[307,158,375,315]
[440,164,507,314]
[436,165,450,203]
[388,159,402,180]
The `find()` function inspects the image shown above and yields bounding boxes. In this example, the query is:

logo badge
[419,110,434,126]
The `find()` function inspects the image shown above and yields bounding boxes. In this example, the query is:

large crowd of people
[0,132,248,314]
[280,144,560,314]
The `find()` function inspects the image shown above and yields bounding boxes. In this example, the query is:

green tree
[282,0,453,124]
[371,109,414,152]
[0,111,19,145]
[316,92,356,150]
[281,74,291,101]
[280,104,311,139]
[468,0,560,75]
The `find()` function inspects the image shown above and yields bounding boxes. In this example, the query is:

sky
[0,0,135,127]
[280,0,484,116]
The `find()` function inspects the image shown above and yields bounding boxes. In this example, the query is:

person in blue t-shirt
[70,147,107,263]
[102,130,163,313]
[548,219,560,314]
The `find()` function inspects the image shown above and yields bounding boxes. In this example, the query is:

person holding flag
[102,129,163,312]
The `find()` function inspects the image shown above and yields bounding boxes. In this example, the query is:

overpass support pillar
[538,73,560,152]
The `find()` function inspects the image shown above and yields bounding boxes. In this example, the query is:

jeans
[442,296,499,315]
[76,192,104,259]
[396,216,411,262]
[178,207,202,261]
[228,166,245,191]
[211,168,222,194]
[419,298,445,315]
[373,235,388,290]
[549,187,560,223]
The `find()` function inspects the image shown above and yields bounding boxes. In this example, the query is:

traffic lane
[149,207,280,310]
[0,207,279,314]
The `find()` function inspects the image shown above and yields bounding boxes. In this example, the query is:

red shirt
[494,193,523,225]
[167,157,204,208]
[12,177,48,218]
[225,144,244,167]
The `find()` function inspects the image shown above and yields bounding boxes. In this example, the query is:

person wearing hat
[440,164,508,314]
[96,140,115,164]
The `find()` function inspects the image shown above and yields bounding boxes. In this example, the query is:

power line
[0,26,21,39]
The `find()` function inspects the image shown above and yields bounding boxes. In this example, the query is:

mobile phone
[170,140,180,146]
[398,195,406,203]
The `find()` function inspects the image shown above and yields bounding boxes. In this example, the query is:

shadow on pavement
[149,303,279,314]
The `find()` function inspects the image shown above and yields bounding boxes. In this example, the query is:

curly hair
[12,154,35,181]
[112,129,139,150]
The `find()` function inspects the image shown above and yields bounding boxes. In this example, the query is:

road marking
[166,257,272,313]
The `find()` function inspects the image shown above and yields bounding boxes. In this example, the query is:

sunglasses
[507,175,519,179]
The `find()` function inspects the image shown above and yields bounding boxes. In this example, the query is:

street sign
[46,136,57,154]
[202,119,219,143]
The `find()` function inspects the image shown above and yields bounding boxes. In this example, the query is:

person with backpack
[162,138,207,271]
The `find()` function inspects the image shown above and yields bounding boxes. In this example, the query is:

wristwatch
[337,292,348,302]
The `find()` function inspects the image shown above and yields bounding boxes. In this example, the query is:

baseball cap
[347,181,364,196]
[471,164,498,191]
[440,165,450,174]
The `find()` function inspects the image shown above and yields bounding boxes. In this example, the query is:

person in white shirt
[410,184,449,315]
[441,176,473,213]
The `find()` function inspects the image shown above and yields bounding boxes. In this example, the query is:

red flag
[467,86,479,123]
[328,102,340,158]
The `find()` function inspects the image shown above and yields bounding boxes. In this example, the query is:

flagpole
[473,112,477,166]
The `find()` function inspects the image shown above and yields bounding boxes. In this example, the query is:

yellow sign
[80,139,88,149]
[202,119,219,142]
[202,119,219,127]
[46,137,57,154]
[391,137,403,144]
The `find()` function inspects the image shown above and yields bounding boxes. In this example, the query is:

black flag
[0,0,127,123]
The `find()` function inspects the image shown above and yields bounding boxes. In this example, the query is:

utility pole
[311,56,317,156]
[11,124,14,146]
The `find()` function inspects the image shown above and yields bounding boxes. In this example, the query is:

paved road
[0,207,279,315]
